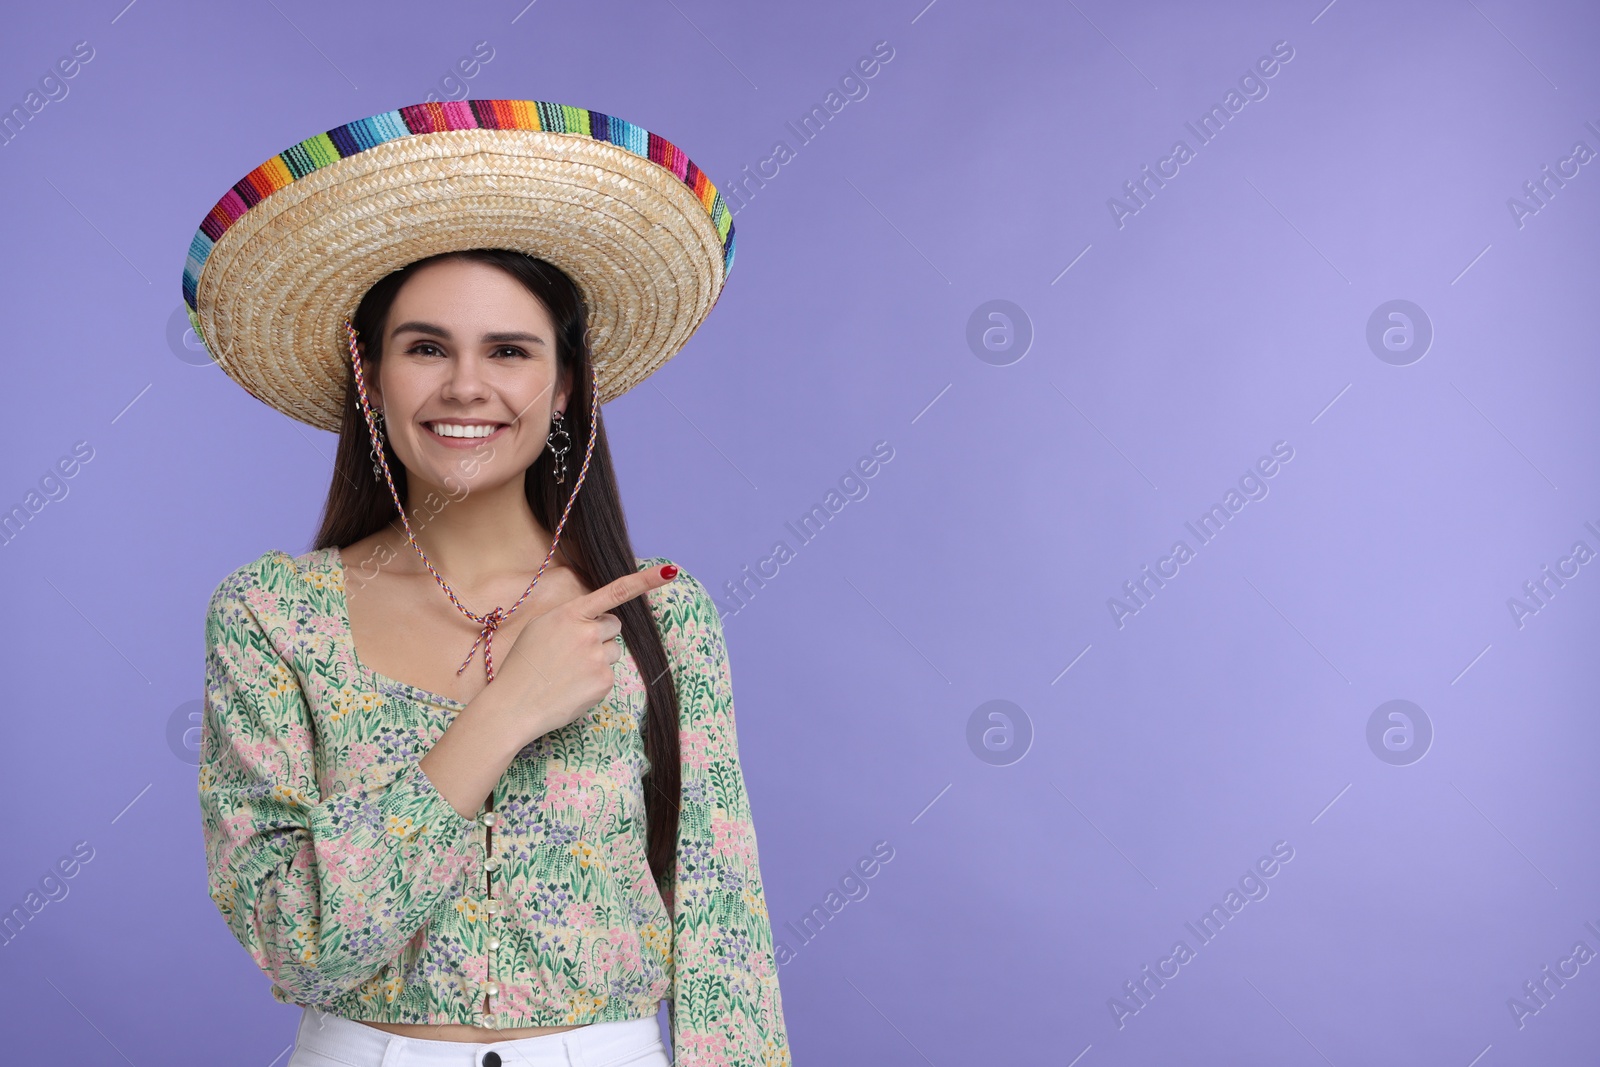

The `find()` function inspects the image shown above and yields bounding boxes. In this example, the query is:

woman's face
[365,257,571,496]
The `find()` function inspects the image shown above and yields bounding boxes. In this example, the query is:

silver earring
[547,411,571,484]
[369,409,387,482]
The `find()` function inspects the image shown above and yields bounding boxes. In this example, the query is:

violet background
[1,0,1597,1063]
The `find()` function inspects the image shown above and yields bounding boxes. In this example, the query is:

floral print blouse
[198,546,791,1066]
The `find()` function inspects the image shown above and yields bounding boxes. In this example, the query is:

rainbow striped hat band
[181,99,738,432]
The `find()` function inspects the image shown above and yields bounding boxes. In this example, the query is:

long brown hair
[311,248,681,886]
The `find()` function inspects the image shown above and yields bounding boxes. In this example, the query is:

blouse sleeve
[651,564,793,1067]
[197,560,483,1005]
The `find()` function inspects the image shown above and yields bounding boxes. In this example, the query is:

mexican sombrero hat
[181,99,737,433]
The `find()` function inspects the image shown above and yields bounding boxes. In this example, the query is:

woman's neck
[390,473,561,586]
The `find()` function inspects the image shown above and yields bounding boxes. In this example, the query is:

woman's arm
[651,564,793,1067]
[197,561,485,1004]
[419,684,533,821]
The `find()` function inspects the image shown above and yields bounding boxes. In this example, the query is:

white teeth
[430,423,500,439]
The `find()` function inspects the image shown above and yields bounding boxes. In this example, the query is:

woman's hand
[490,562,680,744]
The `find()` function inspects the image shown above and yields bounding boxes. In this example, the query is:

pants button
[482,1053,502,1067]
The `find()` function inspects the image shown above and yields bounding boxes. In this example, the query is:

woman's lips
[423,422,510,448]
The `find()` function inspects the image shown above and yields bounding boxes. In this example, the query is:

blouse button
[484,856,503,871]
[484,900,501,917]
[487,936,501,951]
[479,812,497,827]
[481,980,500,997]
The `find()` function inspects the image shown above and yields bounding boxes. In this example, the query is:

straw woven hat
[181,99,737,433]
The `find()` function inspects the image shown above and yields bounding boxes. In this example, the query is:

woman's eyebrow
[390,320,547,345]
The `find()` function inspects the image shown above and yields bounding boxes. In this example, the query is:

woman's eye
[403,343,528,361]
[406,343,529,359]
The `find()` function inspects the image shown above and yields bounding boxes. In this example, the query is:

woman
[190,100,791,1066]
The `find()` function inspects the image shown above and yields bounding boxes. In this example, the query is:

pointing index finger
[576,562,680,618]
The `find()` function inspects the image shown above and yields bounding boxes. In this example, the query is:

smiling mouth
[425,421,508,440]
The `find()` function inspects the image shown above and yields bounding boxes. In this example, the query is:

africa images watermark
[714,440,896,619]
[1108,840,1297,1029]
[1505,519,1599,630]
[0,839,96,948]
[773,839,896,967]
[1506,118,1600,230]
[421,39,494,104]
[1505,919,1600,1030]
[1106,39,1296,229]
[1,439,95,549]
[721,39,897,214]
[1,39,96,149]
[1107,440,1295,629]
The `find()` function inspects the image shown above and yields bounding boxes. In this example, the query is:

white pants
[287,1006,672,1067]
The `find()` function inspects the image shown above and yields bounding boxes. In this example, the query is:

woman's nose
[442,353,491,399]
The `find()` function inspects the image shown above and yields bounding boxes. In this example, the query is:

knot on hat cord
[460,606,508,682]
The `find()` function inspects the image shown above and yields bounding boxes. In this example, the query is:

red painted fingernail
[659,564,678,580]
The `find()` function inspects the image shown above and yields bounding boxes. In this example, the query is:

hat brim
[183,101,736,433]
